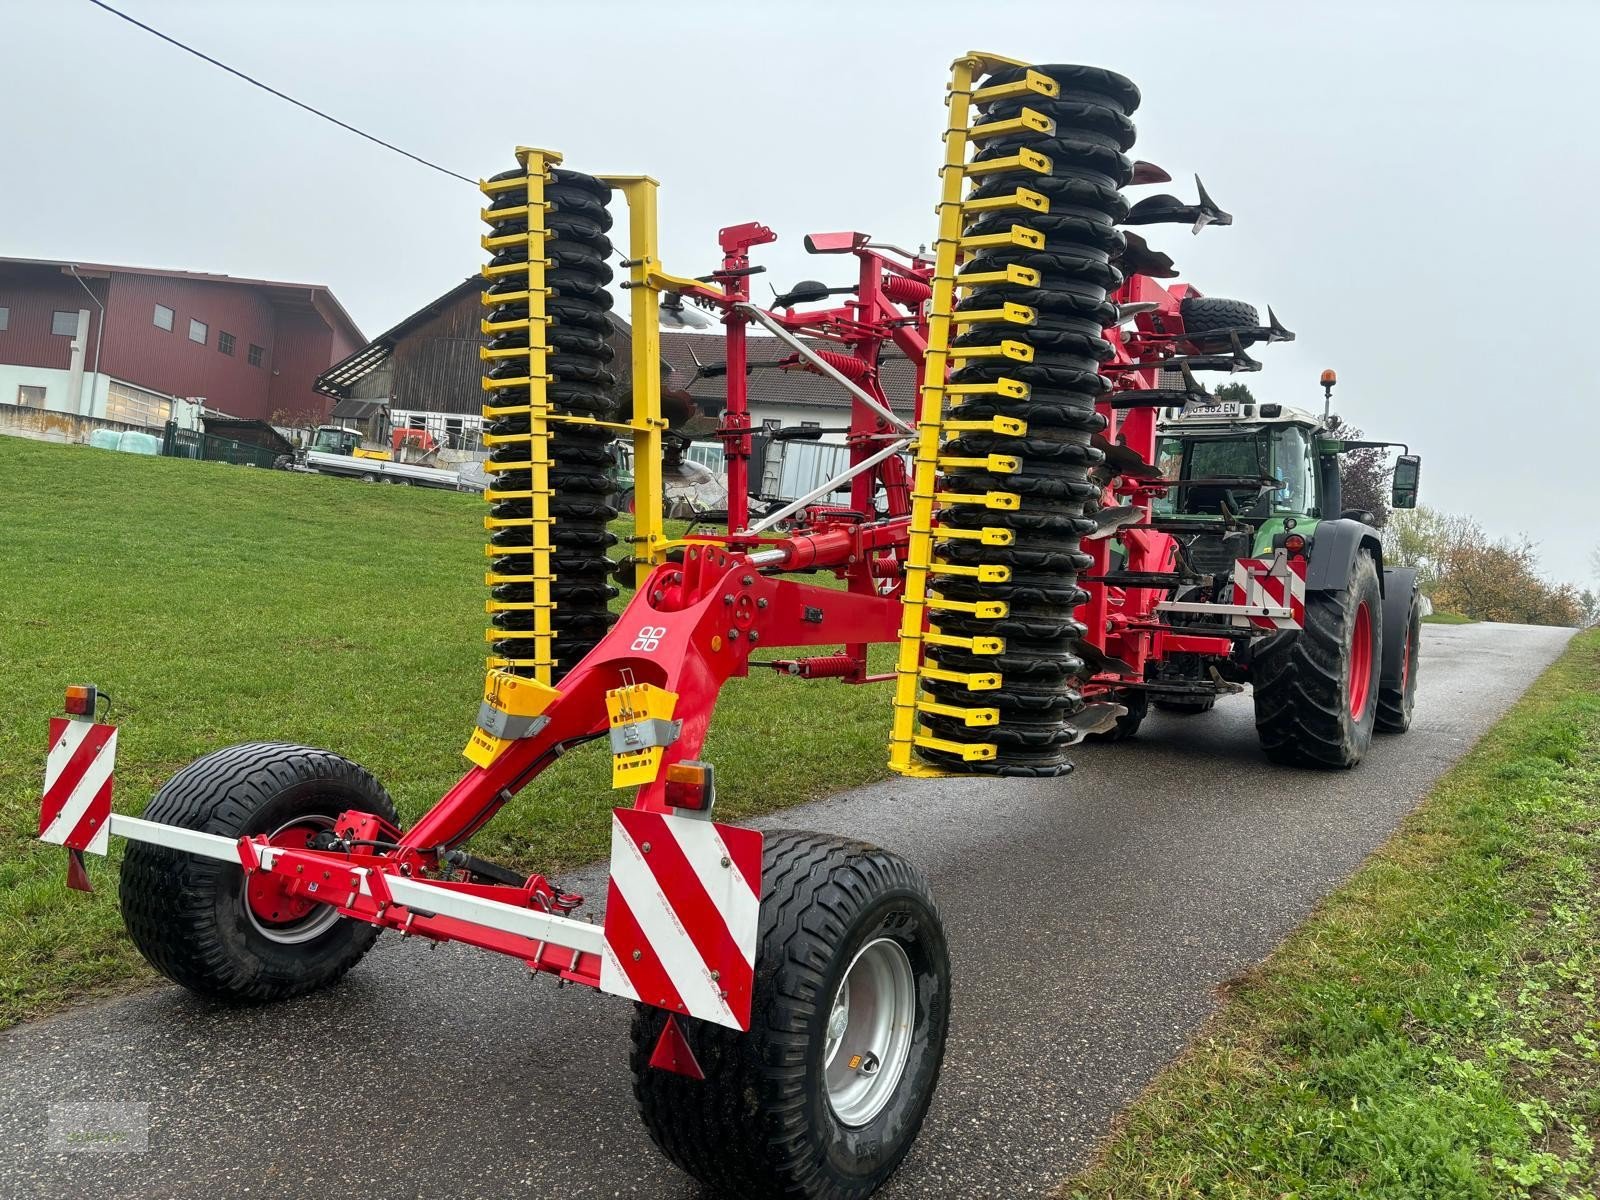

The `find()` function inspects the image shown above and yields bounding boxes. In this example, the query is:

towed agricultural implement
[38,51,1421,1199]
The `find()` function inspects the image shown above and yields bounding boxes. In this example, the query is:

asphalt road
[0,621,1575,1200]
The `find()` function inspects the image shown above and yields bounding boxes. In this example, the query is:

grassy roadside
[1063,629,1600,1200]
[0,439,893,1028]
[1425,611,1478,625]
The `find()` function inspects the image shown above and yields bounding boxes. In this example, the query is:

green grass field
[1425,611,1478,625]
[1063,629,1600,1200]
[0,438,894,1027]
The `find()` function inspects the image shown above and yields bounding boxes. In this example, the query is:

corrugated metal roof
[656,330,915,413]
[315,277,481,398]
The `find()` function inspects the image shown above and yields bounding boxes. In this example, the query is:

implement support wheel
[119,743,399,1003]
[629,830,951,1200]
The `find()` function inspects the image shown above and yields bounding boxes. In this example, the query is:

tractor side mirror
[1391,454,1421,509]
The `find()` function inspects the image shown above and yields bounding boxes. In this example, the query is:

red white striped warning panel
[1231,553,1307,630]
[599,809,763,1031]
[39,717,118,855]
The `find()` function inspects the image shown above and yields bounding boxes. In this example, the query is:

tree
[1211,381,1256,405]
[1383,506,1585,626]
[1324,414,1391,528]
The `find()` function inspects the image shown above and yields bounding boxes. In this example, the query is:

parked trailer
[298,447,477,490]
[36,51,1415,1200]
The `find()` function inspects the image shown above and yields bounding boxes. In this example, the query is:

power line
[83,0,475,186]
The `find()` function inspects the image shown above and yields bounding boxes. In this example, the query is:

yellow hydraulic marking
[945,415,1029,436]
[950,302,1036,326]
[919,663,1003,690]
[912,732,997,761]
[927,561,1011,582]
[930,523,1015,545]
[928,489,1020,510]
[968,108,1055,141]
[936,454,1021,474]
[955,264,1041,289]
[962,148,1052,177]
[605,682,678,788]
[946,378,1030,399]
[594,174,668,588]
[916,697,999,726]
[923,630,1004,655]
[971,67,1059,105]
[927,596,1007,618]
[479,145,558,683]
[947,341,1034,365]
[957,226,1044,252]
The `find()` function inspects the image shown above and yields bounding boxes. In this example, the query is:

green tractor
[1147,373,1424,768]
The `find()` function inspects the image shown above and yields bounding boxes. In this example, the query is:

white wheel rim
[823,937,916,1127]
[242,815,342,945]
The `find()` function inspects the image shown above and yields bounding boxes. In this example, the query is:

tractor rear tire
[1251,554,1383,768]
[629,830,950,1200]
[1376,588,1422,734]
[119,743,399,1003]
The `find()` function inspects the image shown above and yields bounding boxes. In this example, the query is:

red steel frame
[180,229,1264,992]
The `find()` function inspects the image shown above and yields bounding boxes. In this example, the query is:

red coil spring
[791,654,857,679]
[881,274,932,308]
[809,349,871,380]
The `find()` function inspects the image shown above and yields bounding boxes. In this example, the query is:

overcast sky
[5,0,1598,583]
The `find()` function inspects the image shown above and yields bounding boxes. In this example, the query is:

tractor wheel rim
[1349,601,1374,717]
[243,815,341,944]
[1401,627,1412,692]
[823,937,916,1127]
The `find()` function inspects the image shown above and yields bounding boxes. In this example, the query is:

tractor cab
[1153,401,1327,524]
[309,424,364,456]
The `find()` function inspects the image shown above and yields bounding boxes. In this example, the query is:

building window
[218,331,236,356]
[52,310,79,336]
[761,418,782,432]
[800,420,821,429]
[17,385,46,407]
[0,307,9,331]
[188,319,208,344]
[153,304,174,331]
[247,343,264,367]
[104,381,174,428]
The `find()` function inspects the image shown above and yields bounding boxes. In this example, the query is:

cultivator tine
[1065,703,1128,743]
[1130,160,1172,185]
[1120,232,1179,279]
[1084,505,1145,539]
[1112,300,1161,326]
[1092,433,1165,478]
[1076,641,1137,678]
[1178,361,1213,400]
[1124,175,1233,234]
[1264,306,1296,343]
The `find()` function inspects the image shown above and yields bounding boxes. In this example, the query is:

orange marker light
[1320,369,1337,388]
[664,761,714,811]
[64,684,98,717]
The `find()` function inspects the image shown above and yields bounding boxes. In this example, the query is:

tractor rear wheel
[1376,587,1422,734]
[629,831,950,1200]
[119,743,398,1003]
[1251,553,1383,768]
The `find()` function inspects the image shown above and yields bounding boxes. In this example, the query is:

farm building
[0,257,364,428]
[313,278,913,459]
